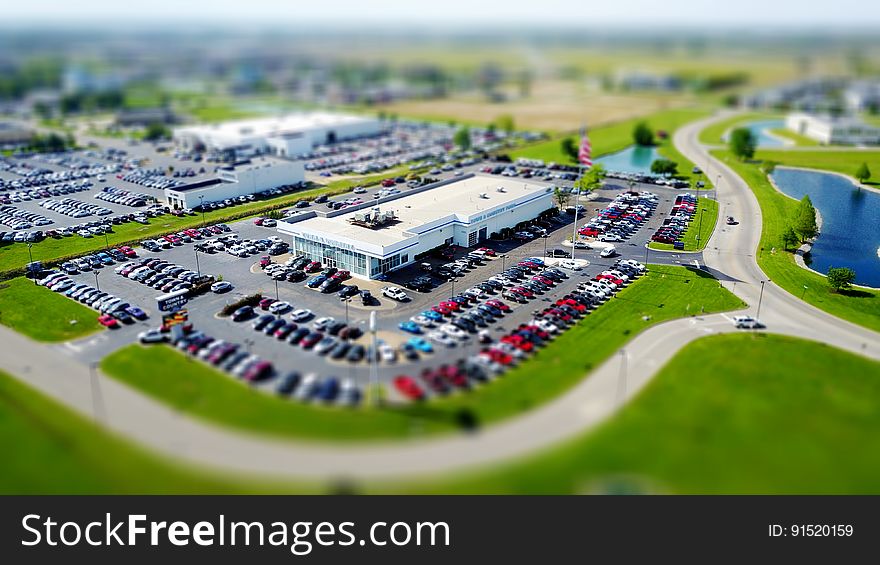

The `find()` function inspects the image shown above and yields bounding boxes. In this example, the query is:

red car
[518,261,540,270]
[482,348,514,365]
[305,261,322,272]
[431,305,452,317]
[596,274,624,286]
[97,314,119,328]
[259,298,275,310]
[254,217,265,226]
[556,299,587,313]
[532,275,554,286]
[477,247,496,257]
[485,299,511,312]
[543,308,572,322]
[381,178,396,187]
[511,287,534,299]
[118,246,137,258]
[300,332,322,349]
[439,300,461,312]
[437,365,468,388]
[392,375,425,401]
[331,270,350,280]
[519,324,550,340]
[500,334,534,352]
[243,361,272,382]
[420,369,450,394]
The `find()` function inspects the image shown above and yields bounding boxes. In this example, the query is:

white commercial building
[172,112,382,157]
[785,112,880,146]
[164,157,303,210]
[277,175,555,280]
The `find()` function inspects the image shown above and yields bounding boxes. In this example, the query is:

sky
[4,0,880,29]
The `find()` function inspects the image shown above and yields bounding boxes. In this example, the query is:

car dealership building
[276,174,554,279]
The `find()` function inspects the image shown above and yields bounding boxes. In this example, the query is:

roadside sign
[162,309,189,328]
[156,288,189,312]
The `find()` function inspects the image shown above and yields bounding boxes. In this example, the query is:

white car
[211,281,233,293]
[427,330,457,347]
[440,324,468,340]
[352,186,367,194]
[600,246,617,258]
[463,287,484,298]
[410,315,434,327]
[619,259,645,272]
[313,316,335,331]
[559,260,581,271]
[378,343,397,363]
[733,316,764,329]
[138,329,168,344]
[295,373,319,401]
[269,301,292,314]
[600,234,622,243]
[602,270,629,282]
[381,286,409,301]
[290,308,313,322]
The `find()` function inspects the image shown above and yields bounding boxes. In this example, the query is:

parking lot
[33,166,703,405]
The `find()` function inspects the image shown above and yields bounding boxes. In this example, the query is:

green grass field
[754,149,880,186]
[697,111,781,145]
[101,265,744,441]
[712,150,880,332]
[0,277,102,342]
[397,334,880,494]
[766,128,820,147]
[0,371,257,493]
[649,197,718,251]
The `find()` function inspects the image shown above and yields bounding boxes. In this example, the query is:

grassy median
[649,197,719,252]
[712,150,880,332]
[697,111,781,145]
[399,334,880,494]
[0,277,102,342]
[101,265,744,441]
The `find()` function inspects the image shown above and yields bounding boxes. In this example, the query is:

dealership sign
[156,288,190,312]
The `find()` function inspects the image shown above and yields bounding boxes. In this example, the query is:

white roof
[174,112,375,145]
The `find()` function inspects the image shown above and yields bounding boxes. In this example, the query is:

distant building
[172,112,381,158]
[785,112,880,145]
[163,157,304,210]
[62,66,125,93]
[0,122,34,148]
[844,80,880,113]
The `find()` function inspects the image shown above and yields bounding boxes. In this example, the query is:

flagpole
[571,168,582,262]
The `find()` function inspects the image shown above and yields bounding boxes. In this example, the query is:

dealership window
[293,238,367,276]
[468,230,478,247]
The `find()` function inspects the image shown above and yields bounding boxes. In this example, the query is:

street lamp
[801,284,808,300]
[94,270,100,291]
[274,278,279,300]
[644,240,650,267]
[542,234,548,258]
[697,208,706,246]
[194,247,201,278]
[757,280,766,318]
[198,195,206,227]
[500,254,507,273]
[27,243,36,285]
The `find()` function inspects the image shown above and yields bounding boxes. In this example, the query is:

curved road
[2,112,878,482]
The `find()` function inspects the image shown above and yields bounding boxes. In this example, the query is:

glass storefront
[293,237,368,276]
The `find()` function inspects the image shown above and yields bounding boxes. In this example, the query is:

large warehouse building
[172,112,382,157]
[276,175,554,279]
[164,157,303,209]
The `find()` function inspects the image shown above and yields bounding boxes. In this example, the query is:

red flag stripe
[578,133,592,167]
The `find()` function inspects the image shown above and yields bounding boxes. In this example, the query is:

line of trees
[23,132,74,154]
[650,158,678,177]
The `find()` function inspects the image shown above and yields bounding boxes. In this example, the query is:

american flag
[577,127,592,168]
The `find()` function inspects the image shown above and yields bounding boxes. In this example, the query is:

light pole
[199,195,206,227]
[103,231,109,250]
[450,274,456,300]
[757,280,766,318]
[697,208,706,247]
[644,240,650,267]
[801,284,808,300]
[194,246,201,278]
[94,270,100,291]
[274,278,279,300]
[500,254,507,273]
[542,234,548,258]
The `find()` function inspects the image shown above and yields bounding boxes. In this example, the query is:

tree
[760,160,778,175]
[827,267,856,292]
[729,127,756,160]
[632,122,654,146]
[650,158,678,177]
[496,114,515,134]
[575,164,605,195]
[855,162,871,183]
[781,226,799,250]
[560,137,578,163]
[793,195,818,242]
[453,126,471,150]
[143,122,169,141]
[553,186,570,210]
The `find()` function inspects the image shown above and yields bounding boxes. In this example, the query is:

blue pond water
[726,119,788,148]
[771,167,880,287]
[595,145,660,175]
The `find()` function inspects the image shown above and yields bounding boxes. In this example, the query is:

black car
[360,290,373,305]
[252,314,275,331]
[276,372,301,396]
[287,327,310,345]
[314,194,329,204]
[263,318,286,335]
[346,344,365,362]
[330,342,351,359]
[232,306,255,321]
[286,270,307,282]
[337,285,359,299]
[319,278,342,293]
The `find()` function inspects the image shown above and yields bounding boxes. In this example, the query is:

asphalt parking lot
[54,176,703,403]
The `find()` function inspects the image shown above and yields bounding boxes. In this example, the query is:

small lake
[771,167,880,287]
[595,145,660,175]
[726,119,789,148]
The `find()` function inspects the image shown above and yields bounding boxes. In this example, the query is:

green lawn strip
[655,138,707,186]
[0,371,273,493]
[0,169,412,278]
[393,334,880,494]
[0,277,102,342]
[101,265,743,441]
[697,111,782,145]
[712,150,880,332]
[766,128,820,147]
[509,107,713,164]
[754,149,880,186]
[649,197,718,251]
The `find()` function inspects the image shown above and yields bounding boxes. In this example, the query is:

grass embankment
[0,277,102,341]
[766,128,820,147]
[697,111,782,145]
[0,371,260,493]
[649,197,718,252]
[102,265,744,441]
[399,334,880,494]
[712,150,880,332]
[755,149,880,186]
[0,171,407,277]
[510,107,711,185]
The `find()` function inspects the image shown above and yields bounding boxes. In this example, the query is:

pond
[727,119,789,148]
[771,167,880,287]
[595,145,660,175]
